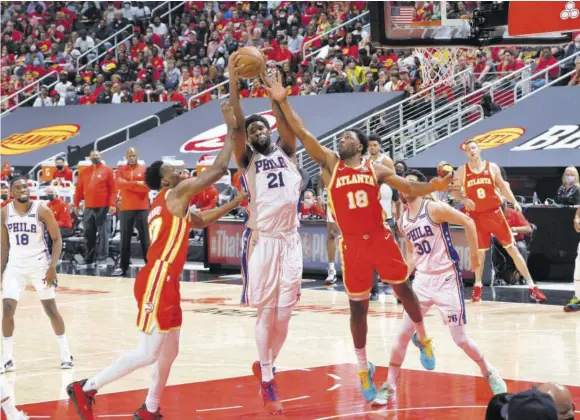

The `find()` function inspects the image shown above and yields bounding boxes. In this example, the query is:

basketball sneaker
[259,379,283,415]
[325,270,337,285]
[67,379,97,420]
[472,285,482,303]
[251,361,276,381]
[4,411,29,420]
[372,382,396,406]
[61,355,74,369]
[486,370,507,395]
[564,296,580,312]
[529,286,546,302]
[357,361,377,402]
[411,333,436,370]
[1,360,15,373]
[133,404,163,419]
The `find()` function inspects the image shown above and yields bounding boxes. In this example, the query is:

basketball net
[414,47,462,85]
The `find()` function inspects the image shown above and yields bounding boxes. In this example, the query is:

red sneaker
[259,379,283,415]
[133,404,163,420]
[67,380,96,420]
[530,286,547,302]
[472,285,482,303]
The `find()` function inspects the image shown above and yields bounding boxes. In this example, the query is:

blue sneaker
[357,361,377,401]
[412,333,436,370]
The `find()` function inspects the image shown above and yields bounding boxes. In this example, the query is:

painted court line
[280,395,310,403]
[326,384,341,391]
[315,404,488,419]
[327,374,341,380]
[196,405,244,412]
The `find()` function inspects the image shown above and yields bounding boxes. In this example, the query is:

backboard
[370,1,576,48]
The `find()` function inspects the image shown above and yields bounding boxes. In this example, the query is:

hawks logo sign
[181,110,277,153]
[461,127,525,150]
[1,124,80,155]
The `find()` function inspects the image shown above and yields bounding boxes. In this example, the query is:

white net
[414,47,463,85]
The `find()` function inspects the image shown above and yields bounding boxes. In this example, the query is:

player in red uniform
[453,140,546,303]
[67,102,246,420]
[263,75,451,402]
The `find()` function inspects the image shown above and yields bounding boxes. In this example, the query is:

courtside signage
[1,124,80,155]
[461,127,525,150]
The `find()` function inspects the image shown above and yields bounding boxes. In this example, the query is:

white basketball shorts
[413,263,466,327]
[1,263,56,301]
[241,229,303,309]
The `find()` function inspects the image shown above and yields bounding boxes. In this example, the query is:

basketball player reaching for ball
[452,141,546,303]
[228,56,304,415]
[263,76,451,403]
[1,379,28,419]
[373,169,507,405]
[0,178,74,374]
[67,101,245,420]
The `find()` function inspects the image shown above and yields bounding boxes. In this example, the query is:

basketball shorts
[1,263,55,301]
[340,229,407,301]
[241,229,303,309]
[469,208,513,250]
[412,264,466,327]
[135,260,183,334]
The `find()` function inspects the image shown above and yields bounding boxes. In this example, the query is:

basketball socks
[328,263,335,273]
[414,322,427,341]
[354,347,368,372]
[2,337,13,362]
[56,334,71,360]
[261,362,274,382]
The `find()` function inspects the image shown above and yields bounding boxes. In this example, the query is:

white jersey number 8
[477,188,486,199]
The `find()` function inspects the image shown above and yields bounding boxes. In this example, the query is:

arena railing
[295,67,475,176]
[94,115,161,152]
[150,1,170,18]
[188,80,230,110]
[76,24,134,71]
[390,105,484,160]
[159,1,186,26]
[0,70,59,117]
[513,49,580,103]
[301,11,370,60]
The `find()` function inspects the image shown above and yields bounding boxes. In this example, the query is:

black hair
[9,176,26,188]
[404,169,427,183]
[347,128,368,155]
[395,160,408,171]
[485,393,513,420]
[368,134,381,144]
[145,160,164,191]
[245,114,270,134]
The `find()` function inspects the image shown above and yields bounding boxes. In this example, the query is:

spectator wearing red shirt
[54,157,73,182]
[497,50,525,75]
[300,190,325,219]
[275,39,292,64]
[0,185,11,208]
[341,33,359,59]
[191,185,219,211]
[74,150,117,267]
[78,85,95,105]
[45,186,73,236]
[503,203,532,260]
[532,48,559,89]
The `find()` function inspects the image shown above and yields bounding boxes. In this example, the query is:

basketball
[438,163,454,178]
[232,46,266,79]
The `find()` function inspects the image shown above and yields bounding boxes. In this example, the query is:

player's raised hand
[261,70,287,103]
[45,265,57,287]
[429,172,453,192]
[469,252,481,272]
[221,100,238,129]
[227,51,239,79]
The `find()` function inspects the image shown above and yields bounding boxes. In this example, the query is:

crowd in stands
[1,1,579,114]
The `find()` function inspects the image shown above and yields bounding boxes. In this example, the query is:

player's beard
[251,135,271,155]
[16,197,29,203]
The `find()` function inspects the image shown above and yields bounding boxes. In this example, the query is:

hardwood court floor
[1,274,579,419]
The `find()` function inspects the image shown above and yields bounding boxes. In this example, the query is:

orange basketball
[232,46,266,79]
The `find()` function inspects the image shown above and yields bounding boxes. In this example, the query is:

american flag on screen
[391,6,414,25]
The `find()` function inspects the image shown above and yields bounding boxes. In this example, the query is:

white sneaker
[0,365,5,374]
[372,382,396,406]
[61,355,74,369]
[486,369,507,395]
[325,270,337,285]
[2,359,15,372]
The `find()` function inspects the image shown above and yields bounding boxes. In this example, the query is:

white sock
[2,337,13,362]
[354,347,368,372]
[261,362,274,382]
[575,279,580,298]
[328,263,335,273]
[414,321,427,341]
[255,308,275,383]
[56,334,71,360]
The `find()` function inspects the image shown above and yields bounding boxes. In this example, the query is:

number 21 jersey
[327,158,385,235]
[241,146,302,234]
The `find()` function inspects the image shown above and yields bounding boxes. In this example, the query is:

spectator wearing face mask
[556,166,580,205]
[0,185,11,208]
[45,186,73,237]
[300,189,325,219]
[74,150,117,269]
[53,158,73,182]
[326,71,353,93]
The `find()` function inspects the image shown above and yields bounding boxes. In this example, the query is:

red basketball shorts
[469,207,514,250]
[340,228,408,301]
[135,260,183,334]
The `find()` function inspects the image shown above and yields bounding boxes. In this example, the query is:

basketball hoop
[414,46,462,85]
